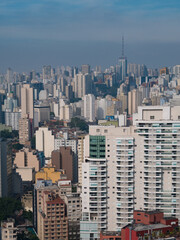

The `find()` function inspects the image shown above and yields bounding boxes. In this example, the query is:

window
[96,129,100,132]
[178,116,180,120]
[150,116,155,119]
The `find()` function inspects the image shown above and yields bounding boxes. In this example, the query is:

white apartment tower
[81,105,180,236]
[74,73,92,98]
[36,127,54,158]
[83,94,95,122]
[82,125,137,233]
[134,105,180,220]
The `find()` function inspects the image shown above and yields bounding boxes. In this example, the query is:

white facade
[96,98,107,120]
[36,127,54,158]
[59,104,73,121]
[5,111,21,130]
[82,125,137,232]
[54,138,77,154]
[74,73,92,98]
[82,105,180,233]
[134,105,180,220]
[83,94,95,122]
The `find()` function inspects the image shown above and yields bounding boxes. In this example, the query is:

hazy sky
[0,0,180,72]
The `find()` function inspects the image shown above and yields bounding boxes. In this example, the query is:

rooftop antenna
[122,35,124,57]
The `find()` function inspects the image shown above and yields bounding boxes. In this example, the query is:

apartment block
[19,118,31,145]
[134,105,180,220]
[1,218,17,240]
[82,105,180,236]
[82,125,137,234]
[37,191,68,240]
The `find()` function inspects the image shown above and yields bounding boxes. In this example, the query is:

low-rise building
[35,166,65,183]
[1,218,17,240]
[121,210,179,240]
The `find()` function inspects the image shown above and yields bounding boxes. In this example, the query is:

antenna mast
[122,36,124,57]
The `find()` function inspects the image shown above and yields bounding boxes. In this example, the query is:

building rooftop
[131,223,171,232]
[101,231,121,236]
[46,196,64,205]
[134,210,162,215]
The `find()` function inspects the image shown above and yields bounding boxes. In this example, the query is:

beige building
[64,192,82,240]
[37,190,68,240]
[19,118,31,145]
[128,88,142,115]
[14,148,40,171]
[16,167,35,183]
[21,84,34,119]
[59,105,73,121]
[36,127,54,158]
[73,73,92,98]
[117,93,128,113]
[1,218,17,240]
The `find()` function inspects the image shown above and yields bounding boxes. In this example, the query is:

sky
[0,0,180,72]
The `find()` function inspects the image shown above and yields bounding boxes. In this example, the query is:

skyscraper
[134,105,180,221]
[6,68,13,83]
[21,84,34,119]
[118,36,127,82]
[81,64,90,74]
[74,73,92,98]
[81,125,136,234]
[83,94,95,122]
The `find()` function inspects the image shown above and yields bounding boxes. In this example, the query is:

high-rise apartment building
[64,192,82,240]
[21,84,34,119]
[19,118,31,145]
[36,127,54,158]
[134,105,180,220]
[52,147,74,182]
[128,89,142,115]
[81,105,180,237]
[83,94,95,122]
[74,73,92,98]
[82,125,137,235]
[5,111,21,130]
[38,192,68,240]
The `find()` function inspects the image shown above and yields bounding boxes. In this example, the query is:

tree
[12,143,24,150]
[23,210,33,223]
[0,198,22,221]
[70,117,89,132]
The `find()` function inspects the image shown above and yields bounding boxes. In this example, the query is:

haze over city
[0,0,180,72]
